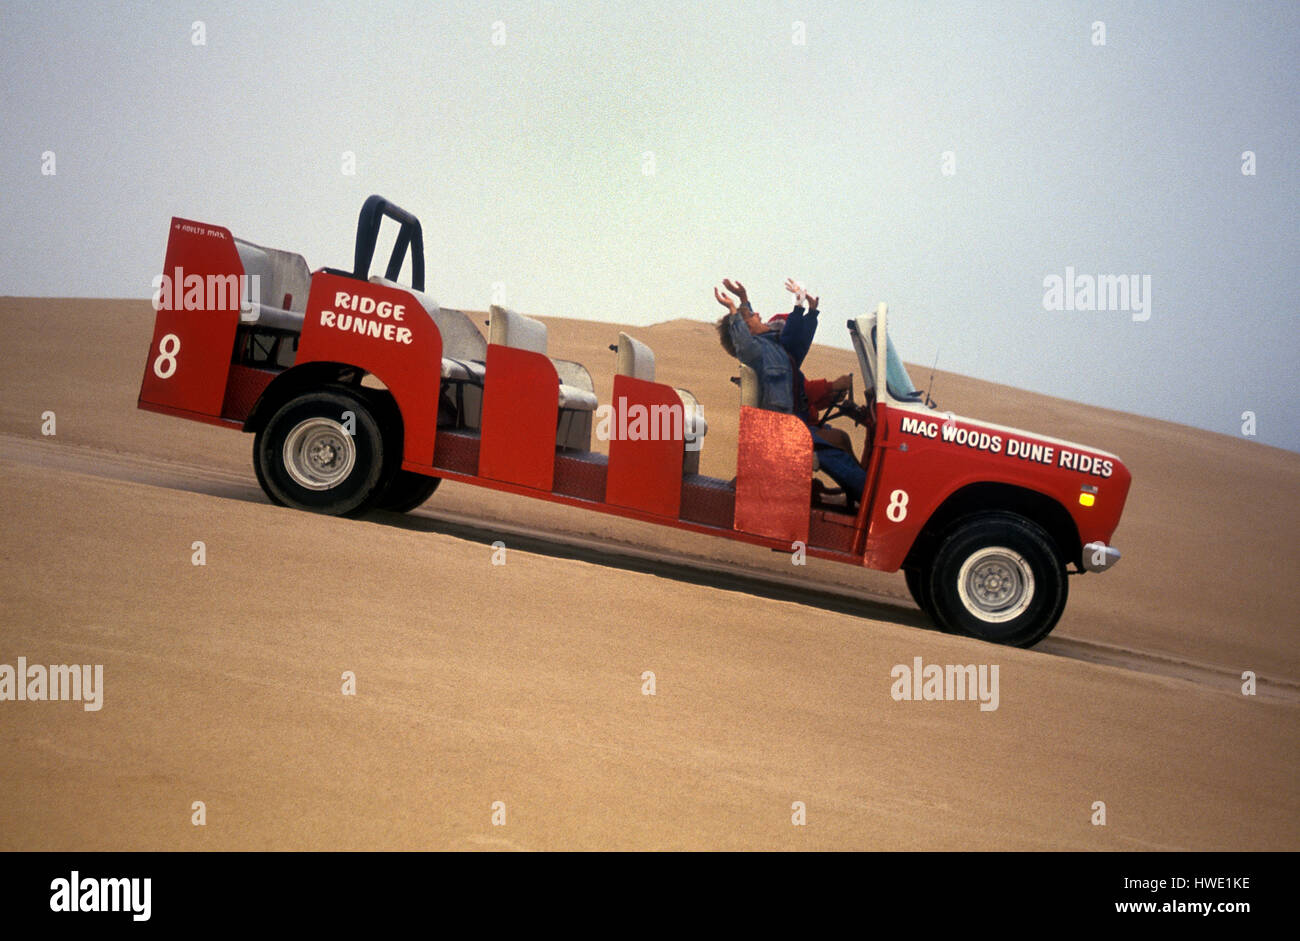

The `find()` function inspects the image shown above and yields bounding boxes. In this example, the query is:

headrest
[616,332,655,381]
[489,305,547,354]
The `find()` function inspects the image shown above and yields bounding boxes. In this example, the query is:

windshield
[872,326,922,402]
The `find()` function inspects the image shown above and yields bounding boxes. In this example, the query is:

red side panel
[479,344,559,491]
[606,375,684,519]
[221,365,276,421]
[734,406,812,545]
[138,218,243,419]
[296,272,441,468]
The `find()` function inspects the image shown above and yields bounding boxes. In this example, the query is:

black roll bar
[351,194,426,292]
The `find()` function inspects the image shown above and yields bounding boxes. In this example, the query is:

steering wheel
[814,378,877,454]
[817,379,864,427]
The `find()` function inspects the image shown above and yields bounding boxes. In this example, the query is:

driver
[714,278,866,505]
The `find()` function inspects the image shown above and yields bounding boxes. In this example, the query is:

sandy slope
[0,297,1296,850]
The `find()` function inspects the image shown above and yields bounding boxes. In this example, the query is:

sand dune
[0,296,1296,850]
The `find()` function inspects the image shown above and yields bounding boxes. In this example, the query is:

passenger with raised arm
[714,278,866,505]
[765,278,855,454]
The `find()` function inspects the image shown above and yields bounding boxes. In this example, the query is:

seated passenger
[764,281,855,455]
[714,278,866,504]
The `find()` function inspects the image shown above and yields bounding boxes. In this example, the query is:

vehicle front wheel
[254,387,393,516]
[926,512,1067,647]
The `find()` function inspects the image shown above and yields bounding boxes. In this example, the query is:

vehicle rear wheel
[926,512,1067,647]
[254,387,393,516]
[376,471,441,513]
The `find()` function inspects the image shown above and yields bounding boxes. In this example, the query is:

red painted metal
[430,428,480,475]
[554,450,608,502]
[137,399,242,430]
[605,375,685,519]
[861,405,1132,571]
[429,460,858,562]
[679,474,736,530]
[221,365,276,421]
[296,272,442,469]
[479,344,560,491]
[138,218,243,419]
[734,406,812,546]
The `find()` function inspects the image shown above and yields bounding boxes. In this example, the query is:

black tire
[903,565,936,621]
[925,512,1067,647]
[253,387,394,516]
[376,471,441,513]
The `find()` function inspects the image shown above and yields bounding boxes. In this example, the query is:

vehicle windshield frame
[871,325,922,403]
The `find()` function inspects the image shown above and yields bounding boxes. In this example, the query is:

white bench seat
[441,358,486,383]
[558,384,598,411]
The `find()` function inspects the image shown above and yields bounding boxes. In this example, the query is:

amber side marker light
[1079,484,1098,507]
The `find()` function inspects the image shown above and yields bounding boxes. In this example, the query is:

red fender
[296,272,442,468]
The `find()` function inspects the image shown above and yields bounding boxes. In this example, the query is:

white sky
[2,0,1296,451]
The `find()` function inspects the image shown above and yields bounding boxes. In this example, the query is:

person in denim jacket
[714,278,800,413]
[714,278,866,505]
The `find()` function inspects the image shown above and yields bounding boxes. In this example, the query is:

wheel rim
[282,418,356,491]
[956,546,1034,623]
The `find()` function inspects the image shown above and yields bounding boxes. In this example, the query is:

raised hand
[722,278,749,306]
[714,285,738,315]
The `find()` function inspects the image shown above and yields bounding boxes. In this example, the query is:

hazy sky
[2,1,1296,451]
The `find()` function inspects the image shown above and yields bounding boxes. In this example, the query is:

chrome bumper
[1082,542,1122,573]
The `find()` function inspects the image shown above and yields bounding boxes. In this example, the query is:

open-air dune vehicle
[139,196,1131,647]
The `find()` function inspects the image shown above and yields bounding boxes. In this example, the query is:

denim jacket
[725,305,819,414]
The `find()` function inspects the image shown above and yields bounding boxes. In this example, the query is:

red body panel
[861,406,1132,571]
[479,344,560,491]
[605,375,686,519]
[296,273,442,469]
[138,218,243,418]
[221,365,276,421]
[735,406,812,546]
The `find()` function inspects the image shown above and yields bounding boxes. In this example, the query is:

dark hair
[716,313,737,358]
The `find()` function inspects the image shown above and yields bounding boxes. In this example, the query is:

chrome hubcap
[282,418,356,490]
[957,547,1034,623]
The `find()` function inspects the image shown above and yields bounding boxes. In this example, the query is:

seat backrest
[554,359,594,393]
[738,363,760,408]
[236,239,311,312]
[676,386,702,418]
[616,332,655,381]
[435,308,488,363]
[489,305,547,354]
[370,276,486,362]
